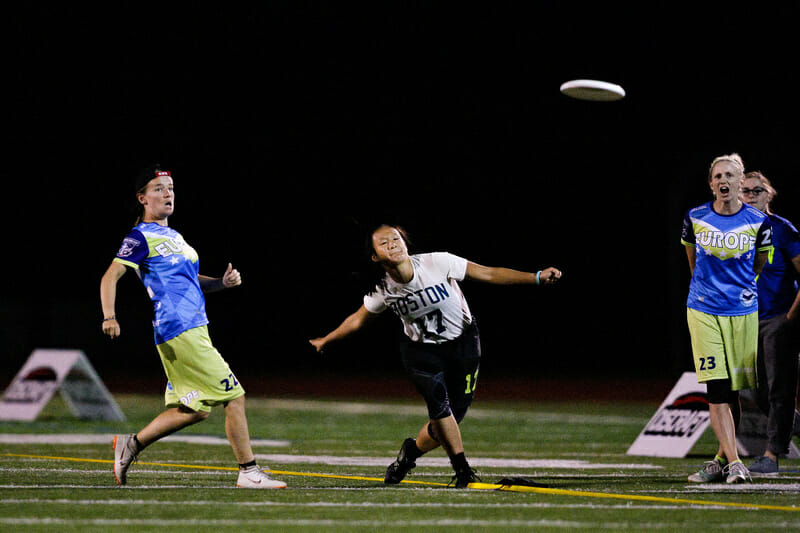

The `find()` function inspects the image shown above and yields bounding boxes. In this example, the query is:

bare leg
[416,414,464,456]
[709,403,740,463]
[225,396,255,464]
[136,406,209,447]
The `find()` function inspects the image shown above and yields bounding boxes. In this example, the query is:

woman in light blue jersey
[681,153,772,484]
[100,165,286,489]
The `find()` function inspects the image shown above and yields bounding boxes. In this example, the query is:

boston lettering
[388,283,450,316]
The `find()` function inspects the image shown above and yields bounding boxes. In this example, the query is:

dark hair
[133,164,166,224]
[364,224,412,260]
[361,224,413,292]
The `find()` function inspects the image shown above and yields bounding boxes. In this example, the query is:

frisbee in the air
[560,79,626,101]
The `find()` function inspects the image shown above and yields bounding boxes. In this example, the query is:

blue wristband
[536,271,541,285]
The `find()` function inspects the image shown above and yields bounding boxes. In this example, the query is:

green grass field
[1,393,799,532]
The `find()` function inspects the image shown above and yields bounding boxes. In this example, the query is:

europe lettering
[154,238,184,257]
[695,231,755,251]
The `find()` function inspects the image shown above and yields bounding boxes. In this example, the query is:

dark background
[3,4,799,394]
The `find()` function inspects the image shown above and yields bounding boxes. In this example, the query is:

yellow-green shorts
[686,308,758,390]
[156,326,245,413]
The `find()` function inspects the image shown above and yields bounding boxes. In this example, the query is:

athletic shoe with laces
[724,461,751,484]
[384,437,418,484]
[112,434,140,486]
[687,458,725,483]
[237,466,287,489]
[749,455,779,474]
[449,466,480,488]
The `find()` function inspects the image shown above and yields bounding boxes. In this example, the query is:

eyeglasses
[741,187,766,196]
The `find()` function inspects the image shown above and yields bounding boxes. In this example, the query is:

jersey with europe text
[363,252,472,344]
[113,222,208,344]
[681,202,773,316]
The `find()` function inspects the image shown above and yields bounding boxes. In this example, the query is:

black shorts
[400,320,481,421]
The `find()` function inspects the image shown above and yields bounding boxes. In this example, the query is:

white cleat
[112,434,139,486]
[237,466,287,489]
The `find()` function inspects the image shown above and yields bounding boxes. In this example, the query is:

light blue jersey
[113,222,208,344]
[682,202,773,316]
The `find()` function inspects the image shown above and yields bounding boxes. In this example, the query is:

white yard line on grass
[257,399,647,425]
[255,453,660,470]
[0,498,751,510]
[2,518,800,529]
[0,434,289,447]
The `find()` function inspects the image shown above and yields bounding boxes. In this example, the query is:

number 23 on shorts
[698,356,716,371]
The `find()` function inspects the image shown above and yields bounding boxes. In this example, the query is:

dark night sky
[3,4,800,385]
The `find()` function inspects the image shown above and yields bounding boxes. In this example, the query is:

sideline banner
[628,371,799,458]
[0,349,125,421]
[627,372,710,457]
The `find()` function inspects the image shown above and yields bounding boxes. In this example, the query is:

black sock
[239,459,257,470]
[132,435,144,452]
[406,441,424,462]
[450,452,469,472]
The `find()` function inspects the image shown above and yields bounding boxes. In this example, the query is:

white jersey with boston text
[363,252,472,344]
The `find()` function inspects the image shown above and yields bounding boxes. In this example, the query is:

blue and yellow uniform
[756,214,800,320]
[681,202,773,389]
[114,222,244,412]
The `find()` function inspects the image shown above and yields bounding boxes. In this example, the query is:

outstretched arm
[200,263,242,293]
[100,261,128,338]
[309,305,377,353]
[464,262,562,285]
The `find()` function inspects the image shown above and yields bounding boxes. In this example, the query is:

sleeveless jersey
[681,202,773,316]
[113,222,208,344]
[363,252,472,344]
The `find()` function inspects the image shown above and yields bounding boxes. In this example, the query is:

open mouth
[719,186,730,195]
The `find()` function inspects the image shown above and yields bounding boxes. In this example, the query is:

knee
[179,405,210,422]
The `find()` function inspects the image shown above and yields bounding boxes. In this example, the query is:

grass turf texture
[0,393,799,532]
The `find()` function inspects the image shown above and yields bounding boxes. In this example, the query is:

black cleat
[384,438,418,484]
[449,466,480,488]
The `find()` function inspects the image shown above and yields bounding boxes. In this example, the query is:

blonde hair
[708,153,745,179]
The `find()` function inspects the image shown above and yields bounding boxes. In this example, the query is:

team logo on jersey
[117,237,140,258]
[740,288,756,307]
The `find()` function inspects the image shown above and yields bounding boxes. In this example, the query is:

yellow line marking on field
[3,453,797,512]
[0,453,446,486]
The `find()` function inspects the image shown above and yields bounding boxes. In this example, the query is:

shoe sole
[112,435,124,486]
[236,483,287,489]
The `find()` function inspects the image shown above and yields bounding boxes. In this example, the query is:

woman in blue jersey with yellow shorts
[100,165,286,489]
[681,153,772,484]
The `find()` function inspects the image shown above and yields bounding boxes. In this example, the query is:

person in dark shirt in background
[740,170,800,474]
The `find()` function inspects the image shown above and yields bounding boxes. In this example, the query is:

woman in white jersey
[309,224,561,487]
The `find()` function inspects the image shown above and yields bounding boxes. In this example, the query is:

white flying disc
[560,79,625,101]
